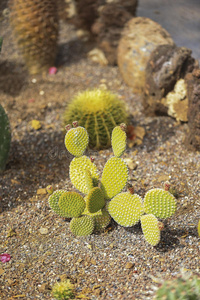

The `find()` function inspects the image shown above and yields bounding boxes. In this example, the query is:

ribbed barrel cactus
[9,0,59,74]
[0,104,11,172]
[47,120,177,245]
[63,89,128,149]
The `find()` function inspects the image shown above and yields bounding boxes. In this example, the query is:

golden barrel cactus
[9,0,59,74]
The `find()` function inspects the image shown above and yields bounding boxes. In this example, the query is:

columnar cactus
[0,104,11,173]
[63,89,128,149]
[9,0,59,74]
[47,121,177,244]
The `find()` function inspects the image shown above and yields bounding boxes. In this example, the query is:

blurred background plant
[9,0,59,74]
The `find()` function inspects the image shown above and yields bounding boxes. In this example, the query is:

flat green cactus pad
[48,190,69,217]
[83,207,111,231]
[198,220,200,238]
[70,156,99,194]
[143,188,176,219]
[107,192,143,227]
[100,157,128,199]
[111,125,127,157]
[65,126,89,157]
[141,214,161,246]
[85,169,94,191]
[86,187,105,213]
[70,215,94,236]
[58,192,86,218]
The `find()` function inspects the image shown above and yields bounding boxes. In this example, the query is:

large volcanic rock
[117,17,174,93]
[143,44,196,120]
[185,69,200,151]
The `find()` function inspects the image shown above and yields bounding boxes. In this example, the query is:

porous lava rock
[184,69,200,151]
[143,44,196,119]
[117,17,174,93]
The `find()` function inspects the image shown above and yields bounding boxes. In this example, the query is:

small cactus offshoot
[141,214,161,246]
[65,123,89,157]
[47,122,177,245]
[111,124,127,158]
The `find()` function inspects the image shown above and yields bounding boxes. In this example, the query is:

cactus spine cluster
[0,104,11,173]
[63,89,128,149]
[154,274,200,300]
[9,0,59,75]
[47,121,177,245]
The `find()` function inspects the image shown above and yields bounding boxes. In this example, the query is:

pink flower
[0,253,11,263]
[48,67,57,75]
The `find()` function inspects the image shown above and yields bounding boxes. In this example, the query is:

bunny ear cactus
[143,188,177,219]
[108,192,143,227]
[111,123,127,158]
[58,192,86,218]
[47,187,86,218]
[141,214,162,246]
[83,207,111,232]
[70,155,99,194]
[47,188,69,218]
[100,156,128,199]
[85,187,105,213]
[65,123,89,157]
[70,215,95,236]
[48,120,178,245]
[84,169,95,191]
[0,104,11,173]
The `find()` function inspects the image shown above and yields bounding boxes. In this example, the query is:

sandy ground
[0,1,200,300]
